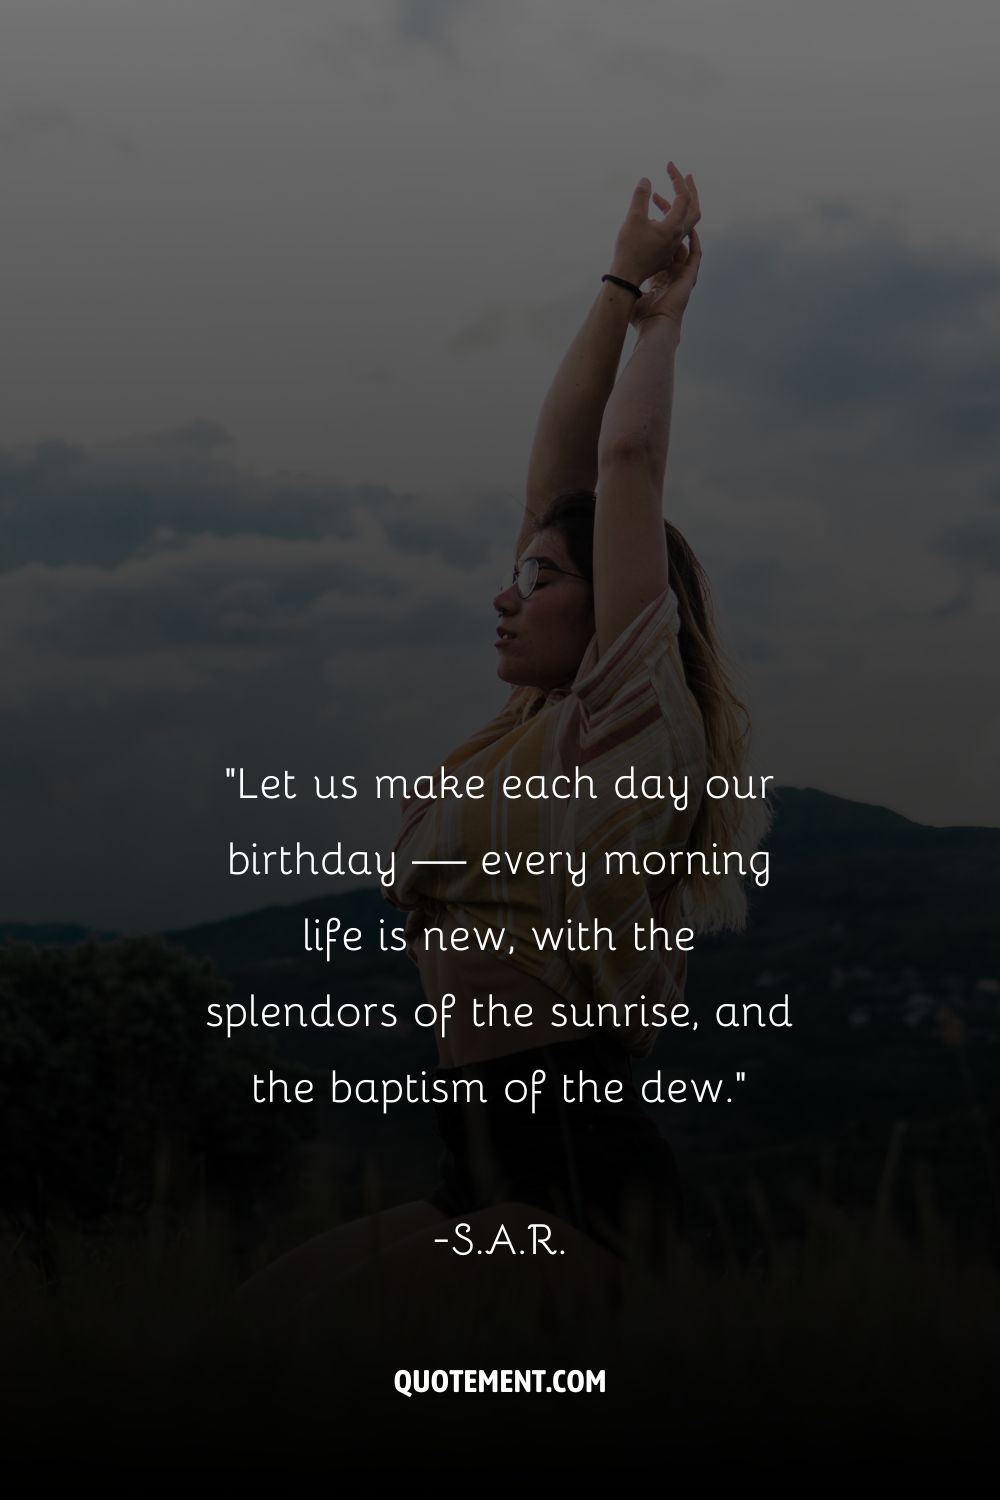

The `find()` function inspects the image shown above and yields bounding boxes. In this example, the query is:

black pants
[426,1033,684,1273]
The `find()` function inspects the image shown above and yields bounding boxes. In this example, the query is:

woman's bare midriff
[414,911,593,1067]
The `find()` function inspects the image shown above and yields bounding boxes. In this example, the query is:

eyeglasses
[503,558,589,600]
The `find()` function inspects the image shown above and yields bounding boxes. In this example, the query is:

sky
[2,0,999,931]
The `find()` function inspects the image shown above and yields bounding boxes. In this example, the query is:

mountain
[9,784,994,974]
[5,785,998,1242]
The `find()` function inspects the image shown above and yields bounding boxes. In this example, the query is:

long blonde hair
[661,517,772,933]
[532,491,773,934]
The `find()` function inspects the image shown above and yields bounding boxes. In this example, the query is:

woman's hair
[532,489,773,934]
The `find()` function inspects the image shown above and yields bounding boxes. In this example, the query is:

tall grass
[2,1141,998,1464]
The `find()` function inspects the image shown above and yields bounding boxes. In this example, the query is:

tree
[0,936,312,1236]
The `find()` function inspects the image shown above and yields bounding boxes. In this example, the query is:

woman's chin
[496,658,529,688]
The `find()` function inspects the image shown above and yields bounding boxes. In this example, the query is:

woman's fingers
[678,227,702,284]
[623,176,652,225]
[637,162,700,280]
[677,171,699,227]
[665,164,690,213]
[669,162,692,196]
[658,163,698,236]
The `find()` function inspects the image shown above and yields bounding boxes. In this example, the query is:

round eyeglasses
[503,557,590,600]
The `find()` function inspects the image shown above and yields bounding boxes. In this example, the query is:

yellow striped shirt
[384,585,707,1056]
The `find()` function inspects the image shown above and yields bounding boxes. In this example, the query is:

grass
[2,1141,998,1468]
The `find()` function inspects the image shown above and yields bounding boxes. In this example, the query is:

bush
[0,935,312,1231]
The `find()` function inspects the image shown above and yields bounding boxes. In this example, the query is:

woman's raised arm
[518,270,639,557]
[592,216,702,658]
[517,165,697,558]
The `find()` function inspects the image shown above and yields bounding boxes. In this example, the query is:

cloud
[395,0,476,48]
[444,290,586,355]
[0,105,76,151]
[937,517,1000,570]
[0,103,134,160]
[1,382,995,936]
[266,0,482,74]
[0,423,517,928]
[0,436,506,663]
[446,206,1000,467]
[5,202,1000,928]
[556,16,720,95]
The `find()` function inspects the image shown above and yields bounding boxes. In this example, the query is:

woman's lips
[495,628,516,649]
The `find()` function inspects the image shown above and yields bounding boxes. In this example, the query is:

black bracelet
[602,273,643,298]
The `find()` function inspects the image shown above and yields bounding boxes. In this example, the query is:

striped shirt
[384,585,707,1057]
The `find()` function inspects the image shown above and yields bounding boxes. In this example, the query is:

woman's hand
[609,161,700,288]
[629,225,702,335]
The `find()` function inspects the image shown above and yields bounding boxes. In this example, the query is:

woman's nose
[494,579,520,614]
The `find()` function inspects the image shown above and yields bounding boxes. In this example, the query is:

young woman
[235,162,768,1319]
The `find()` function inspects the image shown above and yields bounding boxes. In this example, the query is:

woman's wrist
[607,256,644,288]
[634,313,683,346]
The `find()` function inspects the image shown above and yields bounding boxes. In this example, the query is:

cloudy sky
[3,0,999,931]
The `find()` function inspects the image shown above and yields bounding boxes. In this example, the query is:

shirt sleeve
[572,586,683,716]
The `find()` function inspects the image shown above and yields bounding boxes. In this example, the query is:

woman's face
[492,528,595,692]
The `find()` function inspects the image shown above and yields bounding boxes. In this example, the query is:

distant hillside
[4,785,998,1242]
[5,785,999,977]
[0,921,118,946]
